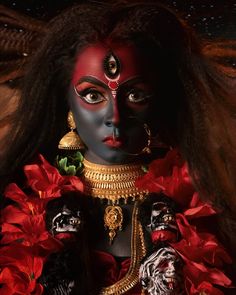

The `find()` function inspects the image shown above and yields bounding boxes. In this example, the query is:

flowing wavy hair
[1,1,236,257]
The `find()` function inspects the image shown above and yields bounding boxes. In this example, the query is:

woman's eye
[127,89,150,103]
[75,87,106,104]
[82,91,105,104]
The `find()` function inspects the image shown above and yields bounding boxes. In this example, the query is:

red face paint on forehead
[72,42,146,87]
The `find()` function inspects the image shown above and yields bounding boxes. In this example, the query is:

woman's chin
[84,148,142,165]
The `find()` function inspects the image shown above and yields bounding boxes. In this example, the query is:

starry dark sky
[0,0,235,39]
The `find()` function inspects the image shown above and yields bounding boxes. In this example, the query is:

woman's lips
[103,136,124,148]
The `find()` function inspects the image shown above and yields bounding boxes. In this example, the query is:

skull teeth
[166,278,175,290]
[163,215,174,222]
[166,278,175,282]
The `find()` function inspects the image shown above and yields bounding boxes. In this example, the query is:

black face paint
[70,43,155,164]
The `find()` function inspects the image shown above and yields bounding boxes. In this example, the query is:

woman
[0,1,235,294]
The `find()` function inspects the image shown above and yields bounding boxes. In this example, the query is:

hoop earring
[142,123,152,154]
[58,111,85,150]
[120,122,152,156]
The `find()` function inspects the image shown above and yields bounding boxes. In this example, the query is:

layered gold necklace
[82,158,148,202]
[81,158,148,294]
[82,158,148,244]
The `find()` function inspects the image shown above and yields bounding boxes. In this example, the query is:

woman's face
[69,42,156,164]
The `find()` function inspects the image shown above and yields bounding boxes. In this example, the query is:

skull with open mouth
[51,205,82,234]
[148,201,178,233]
[139,246,184,295]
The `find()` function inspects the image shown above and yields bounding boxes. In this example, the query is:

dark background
[0,0,236,39]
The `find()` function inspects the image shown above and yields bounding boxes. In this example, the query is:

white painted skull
[51,205,81,233]
[139,246,183,295]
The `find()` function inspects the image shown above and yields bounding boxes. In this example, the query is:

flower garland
[0,155,84,294]
[135,149,233,294]
[0,151,233,294]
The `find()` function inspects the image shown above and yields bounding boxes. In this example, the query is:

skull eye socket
[158,260,169,269]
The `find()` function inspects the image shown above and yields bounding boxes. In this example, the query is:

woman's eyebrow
[119,76,143,88]
[76,76,108,89]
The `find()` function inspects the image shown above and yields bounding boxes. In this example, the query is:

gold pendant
[104,205,123,244]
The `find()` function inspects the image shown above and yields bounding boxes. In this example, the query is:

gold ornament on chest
[81,158,148,244]
[104,205,123,244]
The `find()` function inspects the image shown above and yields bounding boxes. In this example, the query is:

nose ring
[112,128,120,140]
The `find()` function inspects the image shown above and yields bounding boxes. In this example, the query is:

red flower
[24,154,84,198]
[1,204,30,225]
[184,192,217,219]
[174,214,231,266]
[2,215,46,245]
[136,149,194,207]
[182,259,232,291]
[1,219,63,256]
[0,267,44,295]
[3,183,49,219]
[0,245,44,294]
[170,213,232,293]
[188,280,226,295]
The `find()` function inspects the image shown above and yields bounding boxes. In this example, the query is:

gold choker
[81,159,148,243]
[82,158,148,203]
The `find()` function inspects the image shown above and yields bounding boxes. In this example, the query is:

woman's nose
[104,97,120,127]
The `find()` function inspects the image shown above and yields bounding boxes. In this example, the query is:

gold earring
[141,123,152,154]
[58,111,85,150]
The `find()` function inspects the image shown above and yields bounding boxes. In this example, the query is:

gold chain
[81,159,148,293]
[100,202,146,295]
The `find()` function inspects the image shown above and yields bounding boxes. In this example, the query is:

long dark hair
[1,1,236,257]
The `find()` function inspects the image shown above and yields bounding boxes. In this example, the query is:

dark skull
[148,201,178,233]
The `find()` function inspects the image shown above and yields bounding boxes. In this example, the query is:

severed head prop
[45,192,85,236]
[148,200,178,233]
[139,246,184,295]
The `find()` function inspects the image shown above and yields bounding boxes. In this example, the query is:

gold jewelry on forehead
[103,52,120,96]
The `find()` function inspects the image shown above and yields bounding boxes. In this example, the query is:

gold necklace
[100,202,146,295]
[82,158,148,203]
[82,159,148,243]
